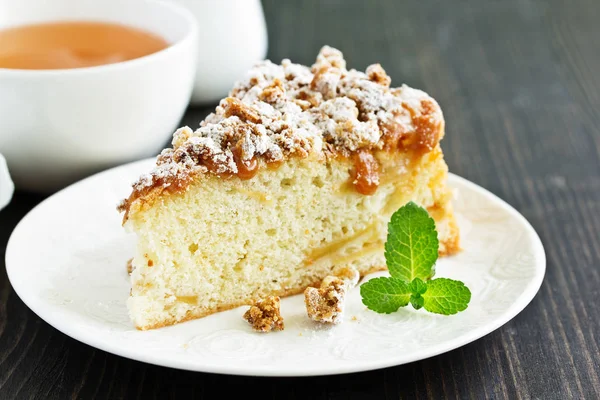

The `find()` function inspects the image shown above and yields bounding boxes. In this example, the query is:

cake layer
[126,148,458,330]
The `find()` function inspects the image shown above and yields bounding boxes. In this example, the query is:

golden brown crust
[134,267,389,330]
[135,279,325,330]
[117,169,194,223]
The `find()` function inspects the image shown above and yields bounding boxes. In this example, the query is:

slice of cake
[118,46,460,330]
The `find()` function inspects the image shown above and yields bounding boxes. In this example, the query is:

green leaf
[409,278,428,295]
[360,277,411,314]
[410,294,424,310]
[385,201,439,281]
[422,278,471,315]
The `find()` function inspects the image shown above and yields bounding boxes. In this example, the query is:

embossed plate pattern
[6,159,545,376]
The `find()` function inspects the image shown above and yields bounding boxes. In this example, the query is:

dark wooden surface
[1,0,599,398]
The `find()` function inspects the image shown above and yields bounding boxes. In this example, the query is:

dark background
[1,0,599,398]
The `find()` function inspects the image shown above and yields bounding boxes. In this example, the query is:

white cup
[167,0,268,104]
[0,0,199,192]
[0,153,14,210]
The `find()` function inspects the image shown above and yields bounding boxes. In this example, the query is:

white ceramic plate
[6,159,545,376]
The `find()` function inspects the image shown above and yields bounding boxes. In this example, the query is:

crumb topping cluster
[304,266,360,324]
[305,277,347,324]
[119,46,444,215]
[243,296,285,333]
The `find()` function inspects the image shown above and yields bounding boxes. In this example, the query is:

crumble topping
[305,277,346,324]
[304,266,360,324]
[243,296,285,333]
[119,46,444,216]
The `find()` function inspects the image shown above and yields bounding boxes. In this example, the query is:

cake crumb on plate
[304,266,359,324]
[243,296,285,333]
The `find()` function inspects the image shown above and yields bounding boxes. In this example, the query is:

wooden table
[1,0,599,398]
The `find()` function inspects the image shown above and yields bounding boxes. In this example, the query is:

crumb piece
[366,63,391,87]
[304,266,360,324]
[351,315,358,321]
[311,65,342,100]
[171,126,194,148]
[313,45,346,70]
[298,332,303,336]
[305,276,346,324]
[243,296,284,333]
[259,78,286,105]
[222,97,262,124]
[126,258,134,275]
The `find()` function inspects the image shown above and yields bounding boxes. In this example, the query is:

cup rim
[0,0,199,76]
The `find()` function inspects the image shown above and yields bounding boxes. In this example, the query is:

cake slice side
[119,46,460,330]
[125,149,458,330]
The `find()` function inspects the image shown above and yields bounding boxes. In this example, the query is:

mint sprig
[360,202,471,316]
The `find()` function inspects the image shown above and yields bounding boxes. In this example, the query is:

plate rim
[6,159,546,376]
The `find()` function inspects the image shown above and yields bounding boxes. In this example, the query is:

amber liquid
[0,21,169,70]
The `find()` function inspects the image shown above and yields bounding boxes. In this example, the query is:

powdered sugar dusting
[123,46,444,201]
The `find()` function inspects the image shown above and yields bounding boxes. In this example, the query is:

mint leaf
[360,277,411,314]
[422,278,471,315]
[385,202,439,282]
[410,294,424,310]
[409,277,428,295]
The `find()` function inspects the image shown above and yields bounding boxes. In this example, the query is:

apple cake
[118,46,460,330]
